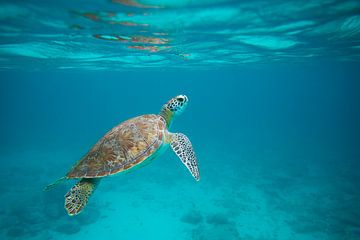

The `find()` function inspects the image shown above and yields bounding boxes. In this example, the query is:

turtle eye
[178,97,184,102]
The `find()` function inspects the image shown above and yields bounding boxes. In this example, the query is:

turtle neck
[159,106,174,128]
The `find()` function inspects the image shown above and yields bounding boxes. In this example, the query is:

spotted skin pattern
[170,133,200,181]
[165,95,187,114]
[67,114,166,178]
[65,178,99,216]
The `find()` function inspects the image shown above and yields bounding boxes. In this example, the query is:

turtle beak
[177,95,188,103]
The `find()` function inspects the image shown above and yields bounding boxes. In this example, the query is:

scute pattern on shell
[67,114,166,178]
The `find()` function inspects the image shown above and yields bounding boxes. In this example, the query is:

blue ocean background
[1,1,360,240]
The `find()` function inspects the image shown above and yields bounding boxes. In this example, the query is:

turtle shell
[67,114,166,178]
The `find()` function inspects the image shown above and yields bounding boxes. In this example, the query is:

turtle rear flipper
[65,178,100,216]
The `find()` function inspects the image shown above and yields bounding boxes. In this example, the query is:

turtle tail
[64,178,100,216]
[44,177,67,191]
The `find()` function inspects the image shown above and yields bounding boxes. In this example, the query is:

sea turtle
[45,95,200,216]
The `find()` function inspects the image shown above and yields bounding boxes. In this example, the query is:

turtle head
[160,95,188,127]
[165,95,188,114]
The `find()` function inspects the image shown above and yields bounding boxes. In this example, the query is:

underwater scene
[1,0,360,240]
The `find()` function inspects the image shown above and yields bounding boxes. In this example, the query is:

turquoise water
[1,1,360,240]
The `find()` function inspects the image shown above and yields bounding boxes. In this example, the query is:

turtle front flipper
[170,133,200,181]
[65,178,100,216]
